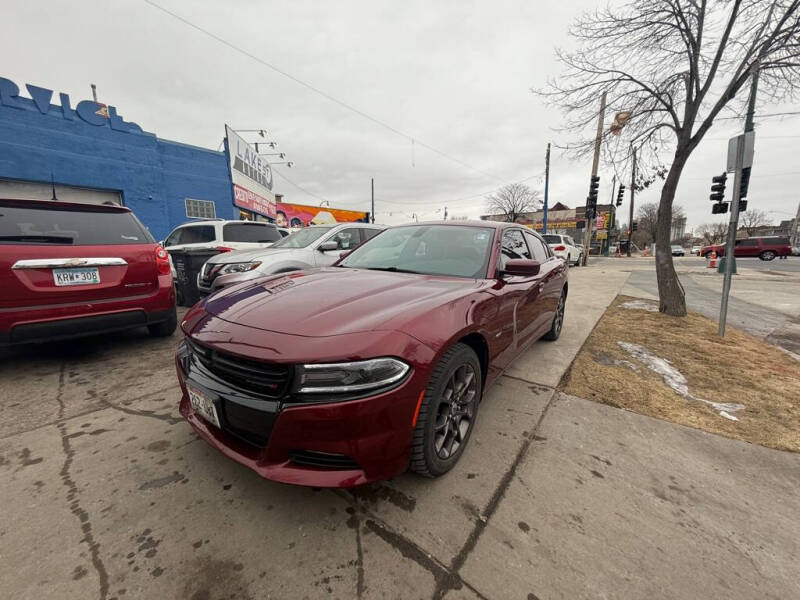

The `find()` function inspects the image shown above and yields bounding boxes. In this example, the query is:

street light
[271,161,294,168]
[259,152,286,159]
[320,200,330,207]
[254,142,278,152]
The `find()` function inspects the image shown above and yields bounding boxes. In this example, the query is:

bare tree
[485,183,542,223]
[739,208,771,236]
[635,202,685,245]
[538,0,800,315]
[696,221,729,244]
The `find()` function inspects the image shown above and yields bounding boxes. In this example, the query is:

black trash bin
[169,247,221,307]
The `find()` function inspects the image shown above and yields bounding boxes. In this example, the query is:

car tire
[760,250,776,261]
[148,306,178,338]
[410,343,482,478]
[543,288,566,341]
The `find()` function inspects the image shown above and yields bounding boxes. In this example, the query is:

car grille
[288,450,362,470]
[187,339,292,399]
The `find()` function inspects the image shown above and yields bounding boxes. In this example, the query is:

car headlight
[220,261,262,274]
[295,358,410,394]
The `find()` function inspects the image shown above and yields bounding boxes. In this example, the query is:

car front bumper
[175,314,436,487]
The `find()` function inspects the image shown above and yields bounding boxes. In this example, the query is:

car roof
[399,220,510,229]
[0,198,131,213]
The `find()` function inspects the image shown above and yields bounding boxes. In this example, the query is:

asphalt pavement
[1,264,799,600]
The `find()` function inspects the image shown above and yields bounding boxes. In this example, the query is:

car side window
[736,239,758,246]
[499,229,532,270]
[327,228,362,250]
[164,228,182,247]
[361,228,382,242]
[179,225,215,244]
[524,231,549,262]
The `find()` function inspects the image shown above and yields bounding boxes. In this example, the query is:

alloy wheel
[433,364,477,459]
[553,293,565,337]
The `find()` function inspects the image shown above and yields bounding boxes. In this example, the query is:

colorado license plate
[53,267,100,286]
[187,386,221,428]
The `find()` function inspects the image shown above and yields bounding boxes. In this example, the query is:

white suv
[542,233,583,266]
[163,219,282,277]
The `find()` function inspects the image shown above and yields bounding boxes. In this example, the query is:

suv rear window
[223,223,281,243]
[542,235,561,244]
[0,203,153,245]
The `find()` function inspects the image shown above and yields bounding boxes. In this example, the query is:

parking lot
[3,263,799,600]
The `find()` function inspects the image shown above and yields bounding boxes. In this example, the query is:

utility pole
[792,199,800,248]
[582,91,606,266]
[628,143,636,257]
[91,83,98,102]
[370,178,375,224]
[719,63,759,337]
[543,143,551,234]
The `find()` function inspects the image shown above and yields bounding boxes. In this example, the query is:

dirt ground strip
[562,295,800,452]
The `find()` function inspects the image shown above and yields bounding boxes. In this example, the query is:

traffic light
[712,202,728,214]
[631,221,638,232]
[587,175,600,206]
[616,185,626,207]
[709,173,727,202]
[739,167,751,200]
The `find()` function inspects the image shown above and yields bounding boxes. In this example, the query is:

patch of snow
[617,341,745,421]
[620,300,659,312]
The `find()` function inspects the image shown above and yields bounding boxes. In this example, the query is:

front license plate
[53,267,100,286]
[187,387,221,429]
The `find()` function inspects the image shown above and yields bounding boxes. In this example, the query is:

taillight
[215,246,234,253]
[555,245,566,251]
[155,245,171,275]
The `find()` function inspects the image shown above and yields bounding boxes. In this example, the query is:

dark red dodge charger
[176,221,568,487]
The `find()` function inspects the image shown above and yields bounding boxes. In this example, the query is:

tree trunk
[655,152,689,316]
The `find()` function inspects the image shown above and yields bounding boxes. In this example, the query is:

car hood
[201,267,484,337]
[206,246,299,264]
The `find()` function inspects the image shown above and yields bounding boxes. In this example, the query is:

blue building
[0,76,237,241]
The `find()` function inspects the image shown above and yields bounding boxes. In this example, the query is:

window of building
[185,198,216,219]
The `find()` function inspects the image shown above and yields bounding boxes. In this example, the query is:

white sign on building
[224,125,276,218]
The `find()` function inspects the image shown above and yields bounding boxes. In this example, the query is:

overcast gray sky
[3,0,799,230]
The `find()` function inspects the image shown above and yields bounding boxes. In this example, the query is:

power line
[143,0,505,184]
[271,169,335,206]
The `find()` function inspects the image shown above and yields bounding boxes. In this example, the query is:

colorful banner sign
[275,202,369,228]
[225,125,276,218]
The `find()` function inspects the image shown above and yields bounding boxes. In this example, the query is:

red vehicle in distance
[700,236,792,261]
[176,221,568,487]
[0,199,176,346]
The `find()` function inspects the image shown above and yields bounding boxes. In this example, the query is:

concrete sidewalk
[1,263,798,599]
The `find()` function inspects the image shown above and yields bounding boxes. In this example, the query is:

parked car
[196,222,384,296]
[671,245,685,257]
[691,245,702,255]
[176,221,567,487]
[701,236,792,261]
[163,219,282,276]
[0,198,176,345]
[542,233,583,266]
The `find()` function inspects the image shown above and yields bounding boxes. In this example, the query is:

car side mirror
[318,240,339,252]
[502,259,541,277]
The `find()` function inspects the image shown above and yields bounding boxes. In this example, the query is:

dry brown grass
[561,295,800,452]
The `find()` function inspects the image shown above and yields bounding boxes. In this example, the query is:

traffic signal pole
[627,144,636,257]
[719,63,759,337]
[582,91,606,266]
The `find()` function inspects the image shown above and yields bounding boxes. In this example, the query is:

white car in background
[162,219,282,278]
[542,233,583,266]
[196,222,385,296]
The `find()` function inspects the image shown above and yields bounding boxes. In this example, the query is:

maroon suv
[701,236,792,261]
[176,221,568,487]
[1,199,176,346]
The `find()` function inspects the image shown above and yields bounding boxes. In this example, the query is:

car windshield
[271,226,334,248]
[542,235,561,244]
[339,224,495,279]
